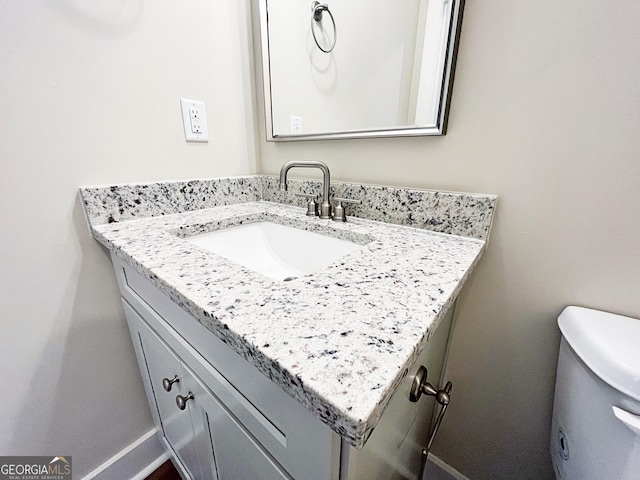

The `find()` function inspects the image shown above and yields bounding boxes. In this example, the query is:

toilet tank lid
[559,306,640,403]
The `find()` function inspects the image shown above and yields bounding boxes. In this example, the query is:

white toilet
[551,306,640,479]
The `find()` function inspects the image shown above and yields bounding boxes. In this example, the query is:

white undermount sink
[185,221,363,281]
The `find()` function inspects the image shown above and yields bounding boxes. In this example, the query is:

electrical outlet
[180,98,209,142]
[290,116,303,134]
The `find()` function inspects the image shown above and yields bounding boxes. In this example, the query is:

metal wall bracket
[409,365,453,479]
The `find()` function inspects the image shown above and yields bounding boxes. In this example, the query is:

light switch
[180,98,209,142]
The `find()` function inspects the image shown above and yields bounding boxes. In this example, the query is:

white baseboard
[83,429,463,480]
[426,454,469,480]
[82,428,169,480]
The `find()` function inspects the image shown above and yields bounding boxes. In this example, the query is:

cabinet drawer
[113,254,338,480]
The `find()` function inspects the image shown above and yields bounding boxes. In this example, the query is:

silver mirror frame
[258,0,465,142]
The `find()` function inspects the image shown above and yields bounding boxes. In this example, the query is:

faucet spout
[279,161,332,219]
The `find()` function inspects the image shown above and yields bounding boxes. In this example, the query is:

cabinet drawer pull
[162,375,179,392]
[176,392,194,410]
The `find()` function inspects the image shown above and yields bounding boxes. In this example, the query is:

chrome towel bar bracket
[410,365,454,479]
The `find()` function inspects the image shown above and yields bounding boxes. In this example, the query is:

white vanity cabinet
[112,253,453,480]
[124,302,293,480]
[125,301,212,480]
[114,254,339,480]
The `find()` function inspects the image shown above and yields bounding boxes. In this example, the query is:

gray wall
[0,1,256,477]
[257,1,640,478]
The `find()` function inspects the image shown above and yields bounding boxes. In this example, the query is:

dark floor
[145,460,181,480]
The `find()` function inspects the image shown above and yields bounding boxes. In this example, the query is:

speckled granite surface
[80,176,262,225]
[80,175,496,241]
[262,176,496,241]
[79,176,495,448]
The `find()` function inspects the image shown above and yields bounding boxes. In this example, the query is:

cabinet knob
[176,392,194,410]
[162,375,179,392]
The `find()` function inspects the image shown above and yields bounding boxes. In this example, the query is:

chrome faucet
[279,161,332,219]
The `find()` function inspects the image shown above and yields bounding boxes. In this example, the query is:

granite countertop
[89,198,486,448]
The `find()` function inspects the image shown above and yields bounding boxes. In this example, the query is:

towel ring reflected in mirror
[311,1,337,53]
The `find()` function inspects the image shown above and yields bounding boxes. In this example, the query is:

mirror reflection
[259,0,464,141]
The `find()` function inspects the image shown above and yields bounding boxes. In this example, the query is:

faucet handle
[332,197,362,222]
[295,193,319,216]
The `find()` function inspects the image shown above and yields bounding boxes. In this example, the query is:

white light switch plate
[180,98,209,142]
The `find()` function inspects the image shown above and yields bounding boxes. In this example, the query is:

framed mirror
[258,0,464,141]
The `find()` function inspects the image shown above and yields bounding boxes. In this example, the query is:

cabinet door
[124,301,203,480]
[182,370,291,480]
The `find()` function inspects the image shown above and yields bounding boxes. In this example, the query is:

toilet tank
[550,306,640,480]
